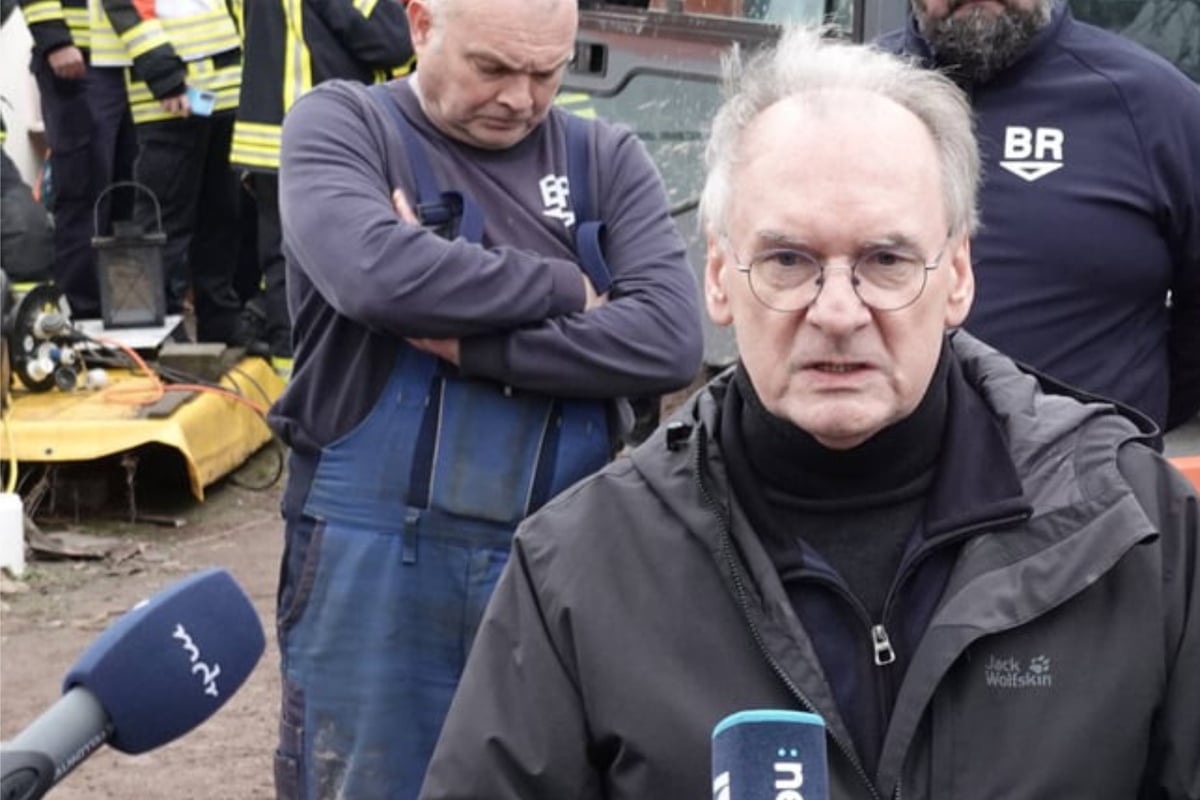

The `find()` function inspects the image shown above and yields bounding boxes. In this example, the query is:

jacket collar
[631,329,1157,549]
[923,346,1030,539]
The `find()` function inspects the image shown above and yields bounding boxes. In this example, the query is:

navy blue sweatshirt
[270,77,703,454]
[883,2,1200,431]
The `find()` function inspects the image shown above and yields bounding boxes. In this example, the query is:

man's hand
[160,92,190,116]
[583,274,608,310]
[393,192,461,362]
[47,46,86,80]
[407,337,460,365]
[392,189,417,224]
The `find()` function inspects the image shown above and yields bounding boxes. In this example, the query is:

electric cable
[75,336,285,491]
[79,333,269,416]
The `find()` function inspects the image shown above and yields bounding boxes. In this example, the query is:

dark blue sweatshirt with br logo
[882,1,1200,432]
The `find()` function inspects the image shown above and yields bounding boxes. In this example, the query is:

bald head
[427,0,574,31]
[407,0,577,149]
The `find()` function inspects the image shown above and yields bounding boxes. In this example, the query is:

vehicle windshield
[1073,0,1199,80]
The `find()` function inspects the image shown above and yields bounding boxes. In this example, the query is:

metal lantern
[92,181,168,328]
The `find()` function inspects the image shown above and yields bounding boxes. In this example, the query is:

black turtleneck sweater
[719,345,952,774]
[722,347,950,622]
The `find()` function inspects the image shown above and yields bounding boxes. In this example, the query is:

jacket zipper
[805,575,898,740]
[873,511,1030,800]
[871,625,897,665]
[692,426,1032,799]
[693,437,883,800]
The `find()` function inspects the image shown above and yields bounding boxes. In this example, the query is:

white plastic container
[0,492,26,577]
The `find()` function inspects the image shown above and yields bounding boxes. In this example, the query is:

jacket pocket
[277,515,325,632]
[273,677,305,799]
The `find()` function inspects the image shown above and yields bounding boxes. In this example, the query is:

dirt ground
[0,445,287,799]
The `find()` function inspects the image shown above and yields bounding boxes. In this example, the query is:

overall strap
[364,88,613,517]
[526,114,615,511]
[565,113,612,294]
[366,83,461,511]
[366,84,484,242]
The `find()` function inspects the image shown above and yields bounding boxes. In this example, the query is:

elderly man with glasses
[420,26,1200,800]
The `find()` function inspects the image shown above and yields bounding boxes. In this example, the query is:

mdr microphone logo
[711,710,829,800]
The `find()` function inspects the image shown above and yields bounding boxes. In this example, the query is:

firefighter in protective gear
[230,0,414,373]
[16,0,136,318]
[98,0,246,344]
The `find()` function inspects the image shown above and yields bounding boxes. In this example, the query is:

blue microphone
[0,568,266,799]
[712,709,829,800]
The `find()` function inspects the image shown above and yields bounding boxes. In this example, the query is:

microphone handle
[0,750,55,800]
[2,686,113,787]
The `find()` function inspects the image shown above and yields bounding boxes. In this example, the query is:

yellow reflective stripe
[270,356,292,379]
[281,0,310,111]
[183,61,240,92]
[352,0,377,17]
[555,91,593,108]
[232,121,279,137]
[228,0,243,35]
[212,83,240,111]
[64,6,90,44]
[119,20,171,58]
[554,92,598,118]
[390,54,416,79]
[22,0,65,24]
[125,79,159,104]
[160,10,240,58]
[87,0,131,65]
[125,60,239,123]
[171,32,241,59]
[90,40,131,64]
[130,102,173,124]
[231,123,282,169]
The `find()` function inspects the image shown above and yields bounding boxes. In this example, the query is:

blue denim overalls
[273,88,614,799]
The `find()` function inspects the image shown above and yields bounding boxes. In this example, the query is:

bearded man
[882,0,1200,438]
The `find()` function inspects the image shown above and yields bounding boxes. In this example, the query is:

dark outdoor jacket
[421,332,1200,799]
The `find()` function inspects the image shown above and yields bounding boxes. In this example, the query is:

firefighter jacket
[230,0,412,172]
[18,0,88,59]
[98,0,241,124]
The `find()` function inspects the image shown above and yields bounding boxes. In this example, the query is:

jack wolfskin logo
[999,126,1065,182]
[539,174,575,228]
[984,653,1053,689]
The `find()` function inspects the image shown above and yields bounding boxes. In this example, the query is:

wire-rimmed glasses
[723,232,953,312]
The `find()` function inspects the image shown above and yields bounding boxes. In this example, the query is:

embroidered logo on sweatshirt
[984,653,1054,689]
[539,174,575,228]
[999,126,1065,182]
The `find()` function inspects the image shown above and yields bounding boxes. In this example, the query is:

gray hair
[699,26,980,239]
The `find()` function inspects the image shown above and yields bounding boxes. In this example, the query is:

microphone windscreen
[62,568,266,754]
[712,709,828,800]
